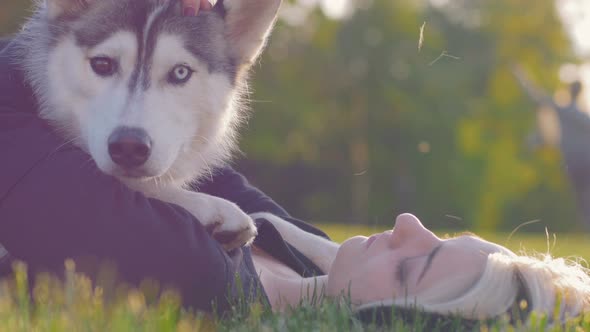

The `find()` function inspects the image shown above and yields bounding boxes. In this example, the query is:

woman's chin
[336,236,369,261]
[327,236,368,290]
[341,235,369,248]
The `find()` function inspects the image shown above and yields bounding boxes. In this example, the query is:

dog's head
[20,0,280,185]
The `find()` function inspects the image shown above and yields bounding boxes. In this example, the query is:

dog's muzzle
[108,127,152,169]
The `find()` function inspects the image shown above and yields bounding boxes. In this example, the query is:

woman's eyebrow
[395,244,444,287]
[417,244,443,284]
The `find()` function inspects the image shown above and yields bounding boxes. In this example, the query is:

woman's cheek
[349,260,398,304]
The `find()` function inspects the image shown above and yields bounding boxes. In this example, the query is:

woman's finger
[182,0,212,16]
[200,0,213,10]
[182,0,200,16]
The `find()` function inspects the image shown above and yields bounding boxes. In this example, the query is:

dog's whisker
[154,176,162,190]
[195,153,215,182]
[166,171,176,185]
[248,99,273,104]
[49,136,80,155]
[80,157,96,170]
[189,134,211,144]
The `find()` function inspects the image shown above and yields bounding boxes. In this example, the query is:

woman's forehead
[447,235,509,255]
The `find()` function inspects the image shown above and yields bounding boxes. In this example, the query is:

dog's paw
[199,198,257,251]
[139,187,257,251]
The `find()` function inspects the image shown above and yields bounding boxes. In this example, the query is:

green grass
[1,227,589,331]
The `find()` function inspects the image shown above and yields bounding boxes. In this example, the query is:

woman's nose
[390,213,440,248]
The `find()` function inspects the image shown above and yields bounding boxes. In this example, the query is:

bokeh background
[3,0,590,234]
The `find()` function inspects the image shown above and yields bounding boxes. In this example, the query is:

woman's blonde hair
[357,251,590,323]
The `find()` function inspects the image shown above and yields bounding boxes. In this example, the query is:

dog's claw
[212,224,257,251]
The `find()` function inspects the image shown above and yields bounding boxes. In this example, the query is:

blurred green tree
[0,2,32,35]
[241,0,578,231]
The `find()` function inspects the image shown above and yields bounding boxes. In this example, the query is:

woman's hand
[182,0,213,16]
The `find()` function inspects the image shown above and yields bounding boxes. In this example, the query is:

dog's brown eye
[168,65,193,85]
[90,57,117,77]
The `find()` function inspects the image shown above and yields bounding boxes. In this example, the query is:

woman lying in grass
[251,213,590,325]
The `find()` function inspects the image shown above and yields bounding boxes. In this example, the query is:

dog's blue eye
[168,65,193,85]
[90,56,117,77]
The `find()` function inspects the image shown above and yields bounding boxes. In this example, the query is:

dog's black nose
[108,127,152,168]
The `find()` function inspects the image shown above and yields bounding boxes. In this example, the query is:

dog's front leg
[128,182,257,251]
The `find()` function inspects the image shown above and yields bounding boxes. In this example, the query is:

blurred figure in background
[513,66,590,230]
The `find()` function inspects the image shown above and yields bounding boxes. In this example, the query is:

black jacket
[0,39,328,312]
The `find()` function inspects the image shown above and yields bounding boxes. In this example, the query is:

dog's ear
[45,0,94,19]
[216,0,282,70]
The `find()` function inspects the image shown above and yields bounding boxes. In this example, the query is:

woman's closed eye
[395,244,443,288]
[395,257,416,287]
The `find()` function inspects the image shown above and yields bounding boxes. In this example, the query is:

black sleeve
[252,218,327,276]
[0,111,264,312]
[196,166,291,217]
[197,166,331,241]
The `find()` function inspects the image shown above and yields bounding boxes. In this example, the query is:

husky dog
[12,0,282,250]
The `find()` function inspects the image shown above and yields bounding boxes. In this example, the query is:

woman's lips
[366,230,392,248]
[366,234,378,248]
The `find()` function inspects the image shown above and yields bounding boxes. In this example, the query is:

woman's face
[327,213,510,305]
